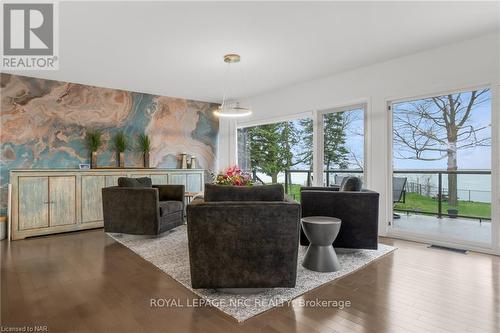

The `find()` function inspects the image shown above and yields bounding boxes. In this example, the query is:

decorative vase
[118,152,125,168]
[180,153,188,169]
[143,152,150,168]
[190,156,197,169]
[91,151,97,169]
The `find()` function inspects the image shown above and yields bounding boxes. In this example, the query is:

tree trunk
[447,141,458,206]
[271,173,278,184]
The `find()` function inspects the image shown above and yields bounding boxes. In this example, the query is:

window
[321,105,365,186]
[237,117,312,199]
[391,88,491,244]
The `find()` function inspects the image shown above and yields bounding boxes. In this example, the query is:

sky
[393,89,491,170]
[239,89,491,172]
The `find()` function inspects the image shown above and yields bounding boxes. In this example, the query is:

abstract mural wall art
[0,73,219,214]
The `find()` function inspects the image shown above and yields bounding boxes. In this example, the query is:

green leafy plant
[85,130,103,152]
[113,131,129,152]
[137,133,151,154]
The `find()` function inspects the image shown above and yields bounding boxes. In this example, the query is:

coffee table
[184,192,199,204]
[301,216,342,272]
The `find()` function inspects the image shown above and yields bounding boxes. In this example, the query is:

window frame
[386,83,498,253]
[315,103,368,186]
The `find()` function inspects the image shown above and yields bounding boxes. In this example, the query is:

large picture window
[237,118,312,199]
[321,104,365,186]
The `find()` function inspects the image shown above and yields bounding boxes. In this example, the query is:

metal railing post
[326,171,330,187]
[438,172,442,219]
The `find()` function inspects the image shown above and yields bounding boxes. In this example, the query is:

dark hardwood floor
[1,229,499,333]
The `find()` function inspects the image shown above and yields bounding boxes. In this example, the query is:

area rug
[108,225,395,322]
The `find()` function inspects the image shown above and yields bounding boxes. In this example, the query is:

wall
[0,74,219,214]
[219,33,500,247]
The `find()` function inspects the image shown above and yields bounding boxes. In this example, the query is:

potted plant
[113,131,129,168]
[85,129,103,169]
[447,207,459,218]
[138,133,151,168]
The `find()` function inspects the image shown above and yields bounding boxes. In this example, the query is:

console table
[8,168,204,240]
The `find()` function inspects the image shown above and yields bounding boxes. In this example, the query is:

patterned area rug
[108,225,395,322]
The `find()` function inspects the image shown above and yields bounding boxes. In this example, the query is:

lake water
[255,171,492,203]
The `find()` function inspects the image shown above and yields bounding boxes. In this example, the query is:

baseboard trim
[428,244,468,254]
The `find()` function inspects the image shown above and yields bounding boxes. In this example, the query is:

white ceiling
[7,1,500,103]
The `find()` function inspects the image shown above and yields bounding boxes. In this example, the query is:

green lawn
[283,184,491,219]
[287,184,302,202]
[395,192,491,219]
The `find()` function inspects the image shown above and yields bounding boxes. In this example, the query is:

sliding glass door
[390,88,492,247]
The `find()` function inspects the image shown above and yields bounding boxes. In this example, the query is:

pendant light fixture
[214,53,253,118]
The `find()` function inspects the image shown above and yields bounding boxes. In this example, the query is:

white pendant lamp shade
[213,102,252,118]
[214,53,253,118]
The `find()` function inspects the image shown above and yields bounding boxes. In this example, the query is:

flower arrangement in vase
[214,165,253,186]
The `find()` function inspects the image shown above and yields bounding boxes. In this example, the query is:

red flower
[214,165,253,186]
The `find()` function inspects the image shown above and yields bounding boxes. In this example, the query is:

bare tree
[349,151,364,170]
[393,89,490,206]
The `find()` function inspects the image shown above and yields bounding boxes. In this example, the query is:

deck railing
[249,169,491,222]
[393,170,491,222]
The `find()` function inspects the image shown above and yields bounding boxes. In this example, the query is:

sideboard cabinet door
[18,177,49,230]
[81,175,106,223]
[105,175,123,187]
[150,174,169,185]
[49,176,77,226]
[169,174,187,187]
[186,174,202,193]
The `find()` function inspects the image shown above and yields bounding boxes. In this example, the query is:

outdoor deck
[392,213,491,244]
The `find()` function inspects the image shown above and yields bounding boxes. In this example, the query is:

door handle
[43,201,55,204]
